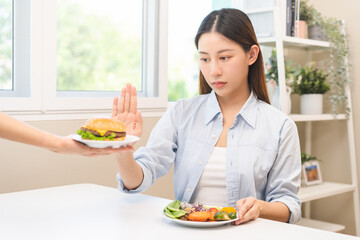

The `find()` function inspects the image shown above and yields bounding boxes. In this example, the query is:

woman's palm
[112,84,143,137]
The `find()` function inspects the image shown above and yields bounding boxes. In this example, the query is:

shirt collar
[239,91,258,129]
[205,91,221,125]
[204,90,259,128]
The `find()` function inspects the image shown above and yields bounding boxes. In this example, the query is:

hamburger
[77,118,126,141]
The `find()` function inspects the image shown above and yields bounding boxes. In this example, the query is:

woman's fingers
[124,83,132,113]
[112,96,119,118]
[239,204,258,223]
[115,84,137,117]
[118,88,126,114]
[235,197,259,225]
[130,85,137,114]
[237,198,250,219]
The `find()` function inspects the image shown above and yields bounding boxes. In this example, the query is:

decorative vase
[295,20,307,39]
[300,94,323,115]
[308,25,327,41]
[267,80,280,109]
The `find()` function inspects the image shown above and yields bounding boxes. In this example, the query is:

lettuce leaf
[163,200,187,219]
[77,129,116,141]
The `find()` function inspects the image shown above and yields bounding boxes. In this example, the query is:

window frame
[0,0,168,119]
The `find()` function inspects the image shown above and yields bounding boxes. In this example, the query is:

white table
[0,184,358,240]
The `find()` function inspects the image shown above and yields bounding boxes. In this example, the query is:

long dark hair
[195,8,270,104]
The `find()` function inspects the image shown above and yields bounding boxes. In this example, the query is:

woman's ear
[248,45,259,66]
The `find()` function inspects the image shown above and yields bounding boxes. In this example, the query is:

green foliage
[292,65,330,95]
[323,19,351,117]
[299,0,314,22]
[301,153,320,165]
[0,0,12,89]
[266,48,300,86]
[300,1,351,116]
[57,0,141,91]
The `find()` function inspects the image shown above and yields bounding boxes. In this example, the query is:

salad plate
[163,200,238,228]
[72,134,140,148]
[163,213,238,228]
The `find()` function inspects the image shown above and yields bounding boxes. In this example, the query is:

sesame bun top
[84,118,126,132]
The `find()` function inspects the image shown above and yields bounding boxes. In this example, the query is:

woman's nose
[210,61,222,77]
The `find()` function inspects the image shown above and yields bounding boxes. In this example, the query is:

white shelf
[299,182,355,202]
[258,36,331,49]
[290,114,347,122]
[297,218,345,233]
[244,7,274,14]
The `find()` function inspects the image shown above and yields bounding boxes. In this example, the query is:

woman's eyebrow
[199,49,235,54]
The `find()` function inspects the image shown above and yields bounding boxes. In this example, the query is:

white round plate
[163,213,238,228]
[72,134,140,148]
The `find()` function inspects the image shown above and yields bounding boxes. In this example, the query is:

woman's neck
[216,88,250,115]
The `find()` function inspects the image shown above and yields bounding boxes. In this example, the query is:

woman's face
[198,32,255,99]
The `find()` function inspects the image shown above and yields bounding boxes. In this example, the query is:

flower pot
[294,20,307,39]
[308,25,327,41]
[300,94,323,115]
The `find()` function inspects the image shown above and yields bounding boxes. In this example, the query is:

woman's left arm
[235,119,301,224]
[234,197,290,224]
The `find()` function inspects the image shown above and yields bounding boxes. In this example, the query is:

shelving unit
[259,37,331,49]
[240,0,359,236]
[297,218,345,233]
[298,182,356,202]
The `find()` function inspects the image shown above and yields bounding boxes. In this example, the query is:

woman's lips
[212,81,227,88]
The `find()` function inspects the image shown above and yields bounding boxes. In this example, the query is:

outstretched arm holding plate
[0,111,123,156]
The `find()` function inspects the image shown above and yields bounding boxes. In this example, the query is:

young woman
[113,8,301,224]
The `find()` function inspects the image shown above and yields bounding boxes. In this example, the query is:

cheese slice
[81,126,108,136]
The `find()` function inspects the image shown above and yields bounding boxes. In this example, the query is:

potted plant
[296,0,313,38]
[303,2,327,41]
[301,153,320,165]
[293,64,330,114]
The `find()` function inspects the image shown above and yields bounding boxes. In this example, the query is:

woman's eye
[220,56,230,60]
[200,58,209,62]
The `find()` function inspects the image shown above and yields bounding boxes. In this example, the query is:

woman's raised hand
[112,83,143,137]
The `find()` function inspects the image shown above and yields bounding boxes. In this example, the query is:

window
[0,0,31,100]
[0,0,12,91]
[56,0,142,94]
[0,0,167,118]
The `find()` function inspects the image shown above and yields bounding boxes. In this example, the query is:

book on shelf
[286,0,296,36]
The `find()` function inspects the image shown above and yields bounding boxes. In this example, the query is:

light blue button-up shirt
[117,91,301,223]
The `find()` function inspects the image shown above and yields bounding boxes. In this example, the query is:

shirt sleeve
[116,103,181,194]
[265,118,302,224]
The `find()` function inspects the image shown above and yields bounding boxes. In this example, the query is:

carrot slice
[187,211,212,222]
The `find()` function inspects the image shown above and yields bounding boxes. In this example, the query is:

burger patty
[80,127,126,138]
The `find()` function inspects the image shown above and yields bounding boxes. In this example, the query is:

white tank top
[190,147,227,206]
